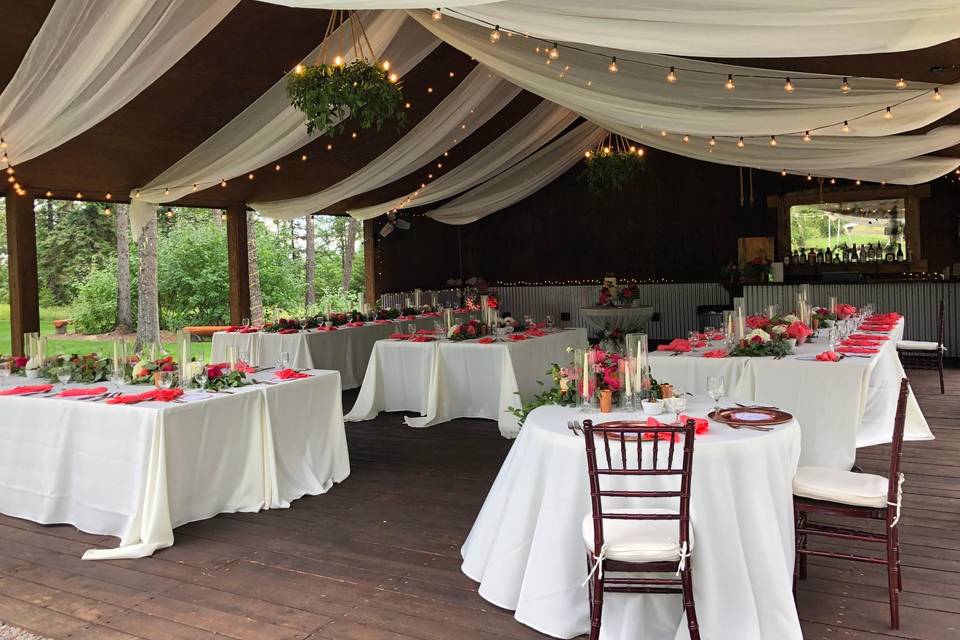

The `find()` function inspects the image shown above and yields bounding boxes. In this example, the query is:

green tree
[35,200,115,305]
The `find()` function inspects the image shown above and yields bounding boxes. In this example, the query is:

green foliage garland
[729,340,794,358]
[582,151,645,194]
[286,60,406,136]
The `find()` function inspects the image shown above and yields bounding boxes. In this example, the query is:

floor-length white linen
[348,100,577,220]
[462,401,803,640]
[129,11,439,235]
[251,65,521,219]
[347,329,587,437]
[427,122,604,224]
[445,1,960,58]
[648,319,932,469]
[0,0,239,167]
[0,371,349,560]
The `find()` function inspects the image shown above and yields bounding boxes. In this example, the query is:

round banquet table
[461,399,803,640]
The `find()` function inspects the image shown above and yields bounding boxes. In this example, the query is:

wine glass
[688,330,700,351]
[667,392,687,425]
[242,317,250,329]
[433,321,445,339]
[407,323,417,339]
[109,367,125,392]
[704,326,716,346]
[155,371,174,390]
[707,375,725,414]
[56,365,72,388]
[545,315,555,332]
[239,349,250,369]
[299,317,308,332]
[194,368,209,391]
[277,351,290,370]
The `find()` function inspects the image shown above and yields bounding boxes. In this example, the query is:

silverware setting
[567,420,582,436]
[727,423,774,432]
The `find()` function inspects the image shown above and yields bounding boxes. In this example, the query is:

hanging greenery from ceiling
[287,10,406,137]
[581,133,646,194]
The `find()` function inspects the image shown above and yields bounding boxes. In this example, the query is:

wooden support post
[363,219,379,307]
[5,192,40,356]
[226,203,251,325]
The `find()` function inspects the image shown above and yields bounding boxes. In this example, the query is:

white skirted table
[648,318,932,470]
[347,329,588,437]
[579,305,654,334]
[462,400,803,640]
[0,370,350,559]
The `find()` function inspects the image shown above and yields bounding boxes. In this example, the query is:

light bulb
[736,137,744,148]
[105,192,112,200]
[294,64,304,75]
[103,208,111,216]
[381,60,390,71]
[5,167,13,175]
[636,148,645,156]
[884,107,893,120]
[326,143,333,150]
[191,184,197,192]
[802,131,811,143]
[135,190,140,198]
[666,66,677,83]
[660,130,667,137]
[351,132,358,139]
[5,176,12,183]
[608,57,618,74]
[841,120,850,133]
[301,154,308,161]
[896,78,907,89]
[584,150,592,158]
[725,74,735,90]
[708,136,717,147]
[248,173,255,180]
[830,178,836,185]
[769,135,778,146]
[682,135,689,143]
[166,209,174,219]
[44,190,52,197]
[489,26,501,43]
[548,44,559,60]
[220,179,227,188]
[841,77,850,93]
[431,8,442,21]
[781,169,787,177]
[388,72,398,83]
[164,188,170,196]
[783,77,794,93]
[75,192,82,199]
[933,87,943,101]
[856,179,862,185]
[0,139,6,149]
[807,174,813,181]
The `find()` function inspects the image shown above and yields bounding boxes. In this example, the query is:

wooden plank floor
[0,369,956,639]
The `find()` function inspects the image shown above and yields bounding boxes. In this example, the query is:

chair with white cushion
[581,419,699,640]
[896,299,945,393]
[793,378,909,629]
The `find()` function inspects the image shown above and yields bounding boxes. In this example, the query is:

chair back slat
[582,419,697,557]
[937,299,945,350]
[888,378,910,502]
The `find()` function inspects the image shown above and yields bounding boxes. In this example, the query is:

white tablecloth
[347,329,588,437]
[462,400,803,640]
[211,317,449,390]
[579,306,654,333]
[0,370,350,559]
[648,319,932,469]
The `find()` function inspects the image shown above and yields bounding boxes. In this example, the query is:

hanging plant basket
[286,10,407,137]
[581,134,646,194]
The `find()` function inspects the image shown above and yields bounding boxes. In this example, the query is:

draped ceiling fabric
[0,0,239,167]
[348,100,576,220]
[427,121,605,224]
[251,66,521,219]
[129,11,440,235]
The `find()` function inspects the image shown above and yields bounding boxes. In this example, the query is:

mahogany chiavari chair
[793,377,910,629]
[896,299,945,394]
[581,418,700,640]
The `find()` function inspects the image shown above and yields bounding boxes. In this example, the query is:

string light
[660,130,667,137]
[5,167,13,175]
[381,60,390,71]
[164,188,170,196]
[404,101,411,108]
[274,163,281,171]
[431,8,442,21]
[666,66,677,83]
[489,26,501,43]
[780,169,787,176]
[725,74,735,90]
[351,132,358,139]
[855,178,862,185]
[708,136,717,147]
[841,78,850,93]
[783,77,794,93]
[248,173,255,180]
[5,176,12,183]
[220,179,227,188]
[883,107,893,120]
[135,190,140,198]
[75,192,82,199]
[769,135,777,146]
[294,64,304,75]
[830,177,836,185]
[388,72,398,83]
[802,131,811,143]
[0,138,5,149]
[326,143,333,150]
[427,87,433,93]
[105,192,112,200]
[608,57,618,74]
[736,137,745,148]
[547,44,559,60]
[682,135,690,143]
[933,88,942,102]
[191,184,198,192]
[807,174,813,181]
[45,190,52,197]
[841,120,851,133]
[896,78,907,89]
[333,55,343,67]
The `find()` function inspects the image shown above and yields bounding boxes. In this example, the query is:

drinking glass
[703,326,715,346]
[707,375,725,413]
[688,330,700,351]
[667,391,687,425]
[277,351,290,370]
[56,365,72,387]
[239,349,250,367]
[299,318,309,332]
[194,368,209,390]
[433,321,445,339]
[242,317,250,328]
[155,371,174,389]
[545,315,555,331]
[0,359,11,386]
[407,323,417,338]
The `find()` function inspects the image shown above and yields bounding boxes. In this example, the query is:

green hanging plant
[581,134,646,194]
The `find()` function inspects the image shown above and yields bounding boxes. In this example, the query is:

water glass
[407,323,417,338]
[155,371,174,389]
[688,330,700,350]
[707,375,725,413]
[666,392,687,425]
[277,351,290,370]
[194,369,209,390]
[703,326,715,346]
[545,315,555,331]
[239,349,250,366]
[56,366,72,386]
[242,317,250,328]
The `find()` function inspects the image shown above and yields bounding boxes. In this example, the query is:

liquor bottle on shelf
[896,244,904,262]
[858,244,867,262]
[867,243,875,262]
[783,250,791,266]
[824,247,833,264]
[807,247,817,266]
[816,248,824,264]
[884,244,895,262]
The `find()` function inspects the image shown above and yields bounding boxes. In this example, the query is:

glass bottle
[807,247,817,266]
[824,247,833,264]
[896,244,904,262]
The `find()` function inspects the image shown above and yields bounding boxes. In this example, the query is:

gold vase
[599,389,613,413]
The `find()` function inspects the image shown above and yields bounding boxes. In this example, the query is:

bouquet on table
[128,355,177,384]
[263,317,312,333]
[597,279,639,307]
[834,303,857,320]
[729,327,795,358]
[507,361,580,427]
[40,353,110,383]
[371,307,401,321]
[591,346,624,411]
[447,319,487,341]
[201,362,250,391]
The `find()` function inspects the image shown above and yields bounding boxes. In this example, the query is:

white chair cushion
[582,507,692,563]
[793,466,888,508]
[897,340,945,351]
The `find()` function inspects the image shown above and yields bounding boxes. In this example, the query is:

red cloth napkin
[0,384,54,396]
[871,313,902,322]
[233,361,257,374]
[225,326,241,333]
[843,339,884,348]
[373,319,392,325]
[274,368,309,380]
[345,321,366,328]
[850,334,889,341]
[239,327,258,333]
[477,337,495,344]
[837,346,879,355]
[525,328,546,337]
[702,349,728,358]
[509,334,528,341]
[816,351,842,362]
[58,386,109,397]
[679,415,710,435]
[410,336,436,342]
[657,339,691,352]
[276,328,298,334]
[106,388,183,405]
[389,333,413,340]
[316,325,337,332]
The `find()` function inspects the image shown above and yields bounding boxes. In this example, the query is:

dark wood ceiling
[3,0,959,214]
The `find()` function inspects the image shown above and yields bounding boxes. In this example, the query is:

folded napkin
[843,339,884,348]
[106,388,183,405]
[657,339,691,352]
[641,418,681,442]
[316,325,337,332]
[239,327,258,333]
[525,328,546,337]
[225,326,241,333]
[373,319,392,325]
[850,334,889,341]
[871,313,902,322]
[702,349,729,358]
[233,361,257,374]
[816,351,842,362]
[678,415,710,435]
[508,333,528,341]
[58,386,109,398]
[277,328,299,334]
[0,384,54,396]
[345,321,366,328]
[410,336,436,342]
[837,346,878,355]
[389,333,413,340]
[274,368,309,380]
[477,337,495,344]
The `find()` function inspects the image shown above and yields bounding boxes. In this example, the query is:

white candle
[767,304,775,319]
[828,296,837,315]
[736,306,745,340]
[431,292,438,308]
[414,288,422,308]
[624,359,632,396]
[583,351,590,399]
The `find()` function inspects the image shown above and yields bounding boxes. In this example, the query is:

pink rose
[746,315,769,330]
[13,356,28,368]
[467,325,477,336]
[161,363,175,372]
[207,365,224,379]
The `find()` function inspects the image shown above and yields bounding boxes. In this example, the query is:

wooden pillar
[225,203,251,325]
[5,192,40,356]
[363,219,379,307]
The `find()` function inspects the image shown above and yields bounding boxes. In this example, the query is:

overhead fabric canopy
[347,100,577,220]
[129,11,439,235]
[251,65,522,219]
[0,0,239,167]
[426,121,605,224]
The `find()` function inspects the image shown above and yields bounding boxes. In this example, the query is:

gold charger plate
[707,407,793,427]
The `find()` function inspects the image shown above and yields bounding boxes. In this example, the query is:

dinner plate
[708,407,793,426]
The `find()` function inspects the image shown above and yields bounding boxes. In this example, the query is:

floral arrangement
[447,319,486,341]
[590,347,624,393]
[743,314,814,345]
[597,281,640,307]
[9,355,28,374]
[287,59,406,137]
[729,329,794,358]
[202,364,249,392]
[40,353,110,383]
[372,307,401,321]
[464,294,498,311]
[398,307,421,318]
[834,303,857,320]
[129,355,177,384]
[507,362,580,427]
[321,312,354,326]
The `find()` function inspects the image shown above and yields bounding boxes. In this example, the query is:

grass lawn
[0,304,209,358]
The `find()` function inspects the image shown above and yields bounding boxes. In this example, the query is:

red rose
[161,364,175,372]
[621,288,633,298]
[207,365,224,379]
[13,356,27,368]
[750,335,764,344]
[467,325,477,336]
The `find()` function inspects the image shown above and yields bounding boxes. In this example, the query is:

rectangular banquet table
[211,315,453,390]
[649,318,932,469]
[346,329,588,437]
[0,370,350,559]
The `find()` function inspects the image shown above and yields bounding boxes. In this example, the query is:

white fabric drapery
[427,121,604,224]
[348,100,576,220]
[0,0,238,167]
[129,11,439,235]
[257,1,492,7]
[446,1,960,58]
[251,65,521,219]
